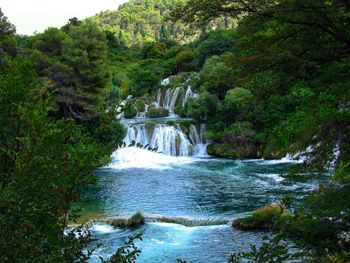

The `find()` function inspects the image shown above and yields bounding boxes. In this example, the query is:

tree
[199,54,234,99]
[0,56,102,262]
[185,91,219,121]
[31,21,110,121]
[0,8,17,60]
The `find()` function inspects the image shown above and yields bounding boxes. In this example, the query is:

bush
[124,106,138,118]
[175,48,199,72]
[174,106,186,117]
[135,99,146,112]
[199,54,234,99]
[185,92,219,121]
[166,120,176,126]
[146,107,169,118]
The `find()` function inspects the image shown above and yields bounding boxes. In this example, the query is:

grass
[232,204,292,230]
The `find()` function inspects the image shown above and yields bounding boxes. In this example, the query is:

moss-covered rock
[166,120,176,127]
[262,136,289,159]
[174,106,186,117]
[146,107,169,118]
[232,205,292,230]
[175,87,185,107]
[207,143,257,159]
[177,119,197,134]
[124,106,138,118]
[135,99,146,112]
[109,212,145,228]
[145,121,156,135]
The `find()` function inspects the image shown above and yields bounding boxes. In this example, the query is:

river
[80,79,318,262]
[81,147,317,262]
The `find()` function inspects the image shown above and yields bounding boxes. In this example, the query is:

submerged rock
[232,205,292,230]
[109,212,145,228]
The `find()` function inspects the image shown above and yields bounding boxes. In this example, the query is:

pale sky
[0,0,128,35]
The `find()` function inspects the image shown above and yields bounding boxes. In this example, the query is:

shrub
[124,106,138,118]
[146,107,169,118]
[185,92,219,122]
[135,99,145,112]
[174,106,186,117]
[175,48,199,72]
[166,120,176,126]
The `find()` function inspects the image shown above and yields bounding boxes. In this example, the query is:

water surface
[83,149,318,262]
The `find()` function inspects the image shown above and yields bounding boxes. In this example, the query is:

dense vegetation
[1,0,350,261]
[0,10,125,262]
[89,0,234,49]
[98,0,350,261]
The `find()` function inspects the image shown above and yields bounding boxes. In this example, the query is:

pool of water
[82,148,319,262]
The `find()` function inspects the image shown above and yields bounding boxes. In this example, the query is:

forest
[0,0,349,262]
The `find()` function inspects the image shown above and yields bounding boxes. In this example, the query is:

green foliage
[0,13,126,262]
[290,182,350,253]
[129,59,173,96]
[31,20,110,121]
[101,234,142,263]
[0,9,17,60]
[174,105,186,117]
[145,121,156,135]
[222,87,253,122]
[172,0,350,168]
[233,205,292,230]
[185,92,219,121]
[197,29,235,65]
[207,122,257,159]
[199,54,234,99]
[142,42,168,59]
[0,56,103,261]
[146,106,169,118]
[124,106,138,118]
[89,0,190,49]
[175,48,199,72]
[135,99,146,112]
[83,108,126,156]
[229,234,299,263]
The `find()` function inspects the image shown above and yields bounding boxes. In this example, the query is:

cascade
[163,87,181,113]
[115,76,207,157]
[182,87,195,107]
[154,77,198,114]
[122,122,208,157]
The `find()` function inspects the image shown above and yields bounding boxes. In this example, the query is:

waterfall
[182,87,193,107]
[122,123,209,157]
[189,124,201,145]
[156,89,162,107]
[116,75,207,157]
[161,77,170,86]
[163,87,181,113]
[193,124,209,157]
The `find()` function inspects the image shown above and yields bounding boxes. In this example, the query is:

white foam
[161,78,170,86]
[256,173,284,183]
[259,154,304,165]
[90,223,115,234]
[108,147,194,170]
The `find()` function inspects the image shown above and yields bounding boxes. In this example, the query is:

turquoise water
[84,150,318,262]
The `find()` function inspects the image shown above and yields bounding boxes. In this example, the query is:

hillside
[88,0,234,49]
[88,0,189,49]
